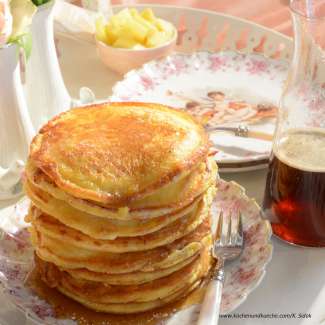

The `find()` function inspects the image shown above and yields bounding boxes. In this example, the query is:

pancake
[36,244,211,304]
[25,181,205,240]
[57,280,201,314]
[128,155,217,210]
[35,238,212,313]
[25,155,217,219]
[28,186,213,253]
[65,255,198,285]
[29,102,209,205]
[30,220,212,274]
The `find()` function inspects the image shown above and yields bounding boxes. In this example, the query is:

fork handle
[245,130,273,141]
[197,268,224,325]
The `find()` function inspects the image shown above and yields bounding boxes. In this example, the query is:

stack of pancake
[24,102,218,314]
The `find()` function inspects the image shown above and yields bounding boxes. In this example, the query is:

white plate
[0,179,272,325]
[110,51,288,172]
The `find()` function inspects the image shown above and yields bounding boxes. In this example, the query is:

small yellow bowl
[95,29,177,75]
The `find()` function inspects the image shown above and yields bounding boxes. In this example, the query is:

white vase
[0,44,35,200]
[24,0,71,132]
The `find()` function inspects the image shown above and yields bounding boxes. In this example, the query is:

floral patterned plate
[0,179,272,325]
[110,51,288,172]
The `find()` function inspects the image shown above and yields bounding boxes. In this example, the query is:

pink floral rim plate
[0,179,272,325]
[110,51,288,172]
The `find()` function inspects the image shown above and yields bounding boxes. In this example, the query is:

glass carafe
[263,0,325,247]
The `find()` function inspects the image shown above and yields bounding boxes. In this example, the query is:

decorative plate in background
[0,179,272,325]
[111,51,288,172]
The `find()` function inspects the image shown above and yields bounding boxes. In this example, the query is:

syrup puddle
[26,268,209,325]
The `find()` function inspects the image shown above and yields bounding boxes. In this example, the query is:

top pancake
[29,102,209,204]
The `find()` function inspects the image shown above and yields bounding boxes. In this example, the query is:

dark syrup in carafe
[263,129,325,247]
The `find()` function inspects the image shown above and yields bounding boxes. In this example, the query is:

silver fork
[197,211,244,325]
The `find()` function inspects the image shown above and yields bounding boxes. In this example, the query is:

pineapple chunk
[95,16,107,43]
[106,25,119,45]
[154,18,175,37]
[129,8,138,17]
[113,37,140,49]
[98,8,175,49]
[132,10,157,31]
[146,30,170,48]
[141,8,156,22]
[123,19,149,43]
[113,8,133,23]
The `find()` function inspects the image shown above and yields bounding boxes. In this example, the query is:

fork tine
[236,212,244,245]
[230,211,238,244]
[226,212,232,244]
[220,211,228,245]
[215,210,223,241]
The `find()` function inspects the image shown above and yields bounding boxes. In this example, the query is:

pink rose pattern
[0,179,272,323]
[111,51,288,102]
[246,58,269,74]
[209,55,228,71]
